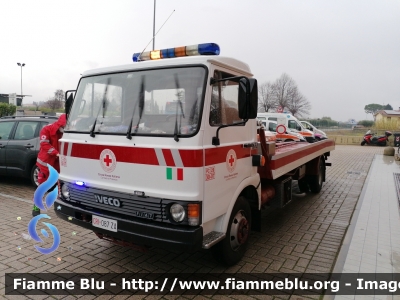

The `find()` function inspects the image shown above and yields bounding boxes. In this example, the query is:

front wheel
[30,165,40,187]
[361,140,366,146]
[211,197,252,266]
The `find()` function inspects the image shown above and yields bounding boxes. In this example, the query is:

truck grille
[66,184,168,222]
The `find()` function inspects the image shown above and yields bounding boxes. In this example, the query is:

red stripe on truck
[67,143,205,167]
[270,140,335,169]
[162,149,175,167]
[65,143,253,168]
[205,144,250,166]
[70,144,159,165]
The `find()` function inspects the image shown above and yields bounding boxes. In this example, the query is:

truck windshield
[66,66,206,137]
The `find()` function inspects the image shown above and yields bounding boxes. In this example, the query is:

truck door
[0,121,16,175]
[203,69,253,224]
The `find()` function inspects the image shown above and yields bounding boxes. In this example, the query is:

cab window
[209,70,242,126]
[288,120,301,131]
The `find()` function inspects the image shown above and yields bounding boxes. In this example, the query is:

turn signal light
[252,155,265,166]
[188,203,200,226]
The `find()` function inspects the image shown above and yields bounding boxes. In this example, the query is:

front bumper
[54,199,203,252]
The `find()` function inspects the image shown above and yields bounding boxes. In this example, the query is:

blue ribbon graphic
[28,164,61,254]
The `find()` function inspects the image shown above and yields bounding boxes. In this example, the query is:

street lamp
[17,62,25,106]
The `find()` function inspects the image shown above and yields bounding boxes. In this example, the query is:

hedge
[0,103,16,117]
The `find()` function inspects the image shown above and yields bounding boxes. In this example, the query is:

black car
[0,116,57,186]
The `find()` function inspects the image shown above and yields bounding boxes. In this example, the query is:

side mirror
[238,78,257,119]
[65,90,76,120]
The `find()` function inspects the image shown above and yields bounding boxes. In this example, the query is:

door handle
[25,144,34,149]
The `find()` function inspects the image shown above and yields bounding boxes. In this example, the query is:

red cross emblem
[103,154,112,166]
[229,154,235,167]
[226,149,237,173]
[100,149,117,173]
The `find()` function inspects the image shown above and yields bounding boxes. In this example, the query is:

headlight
[170,204,185,222]
[61,184,70,199]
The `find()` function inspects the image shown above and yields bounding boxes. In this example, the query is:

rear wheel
[361,141,366,146]
[309,158,325,193]
[211,197,252,266]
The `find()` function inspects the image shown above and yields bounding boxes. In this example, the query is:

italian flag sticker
[166,168,183,180]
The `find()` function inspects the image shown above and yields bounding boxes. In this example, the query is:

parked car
[261,120,307,142]
[300,121,328,140]
[0,115,57,186]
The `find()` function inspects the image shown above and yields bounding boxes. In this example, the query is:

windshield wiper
[90,78,110,138]
[173,74,185,142]
[126,75,145,140]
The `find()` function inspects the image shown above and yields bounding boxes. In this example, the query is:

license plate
[92,215,118,232]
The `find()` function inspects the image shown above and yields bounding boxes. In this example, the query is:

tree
[358,120,374,127]
[364,103,383,120]
[285,86,311,118]
[384,104,393,110]
[43,99,63,111]
[257,73,312,116]
[258,82,276,112]
[42,89,65,111]
[272,73,297,110]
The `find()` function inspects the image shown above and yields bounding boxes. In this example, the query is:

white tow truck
[55,43,335,265]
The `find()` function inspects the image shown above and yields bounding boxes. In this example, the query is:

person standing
[32,114,67,216]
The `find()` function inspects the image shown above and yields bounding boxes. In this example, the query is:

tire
[298,177,310,193]
[211,197,252,266]
[30,164,40,187]
[309,158,325,193]
[361,141,366,146]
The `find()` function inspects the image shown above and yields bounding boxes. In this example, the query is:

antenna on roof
[136,8,175,61]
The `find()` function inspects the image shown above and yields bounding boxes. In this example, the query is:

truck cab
[56,43,262,265]
[56,43,334,266]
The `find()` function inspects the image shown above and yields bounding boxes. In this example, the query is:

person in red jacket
[32,114,67,216]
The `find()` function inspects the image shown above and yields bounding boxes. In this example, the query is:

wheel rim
[229,210,249,251]
[33,167,39,186]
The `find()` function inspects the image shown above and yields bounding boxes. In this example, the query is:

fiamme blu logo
[28,165,60,254]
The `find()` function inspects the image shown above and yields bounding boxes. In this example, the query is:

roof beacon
[132,43,220,62]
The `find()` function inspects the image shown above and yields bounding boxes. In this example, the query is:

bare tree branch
[272,73,296,110]
[286,86,311,117]
[258,82,276,112]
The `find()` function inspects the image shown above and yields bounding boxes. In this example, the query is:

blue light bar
[75,181,85,186]
[132,43,220,62]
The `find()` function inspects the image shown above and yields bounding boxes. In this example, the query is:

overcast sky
[1,0,399,122]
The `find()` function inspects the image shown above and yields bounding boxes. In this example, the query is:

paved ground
[0,145,386,299]
[332,153,400,300]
